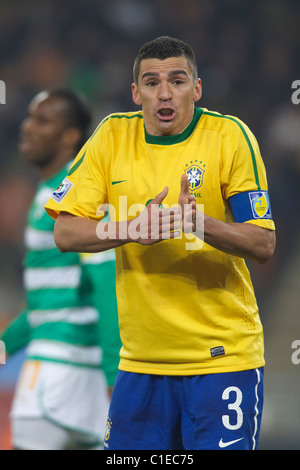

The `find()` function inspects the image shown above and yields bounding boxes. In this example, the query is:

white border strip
[80,250,116,265]
[25,227,56,250]
[28,307,98,327]
[252,368,261,450]
[24,266,81,289]
[27,340,102,365]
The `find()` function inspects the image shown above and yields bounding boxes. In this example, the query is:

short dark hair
[48,89,92,151]
[133,36,198,84]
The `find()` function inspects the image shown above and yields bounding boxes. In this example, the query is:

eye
[172,79,184,85]
[37,117,48,124]
[145,81,158,87]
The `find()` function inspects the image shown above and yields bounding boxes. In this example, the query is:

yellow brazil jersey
[45,107,275,376]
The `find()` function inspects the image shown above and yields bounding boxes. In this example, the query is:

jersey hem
[118,360,265,376]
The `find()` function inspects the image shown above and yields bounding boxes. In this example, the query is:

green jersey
[2,165,121,385]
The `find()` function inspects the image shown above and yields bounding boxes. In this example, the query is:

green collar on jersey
[144,107,203,146]
[40,163,71,188]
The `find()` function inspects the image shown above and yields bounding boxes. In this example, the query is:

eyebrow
[141,69,188,80]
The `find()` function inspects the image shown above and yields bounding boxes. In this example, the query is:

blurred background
[0,0,299,450]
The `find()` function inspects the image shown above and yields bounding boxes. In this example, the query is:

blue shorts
[104,368,264,450]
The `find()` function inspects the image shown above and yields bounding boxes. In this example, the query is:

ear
[193,78,202,103]
[131,83,142,106]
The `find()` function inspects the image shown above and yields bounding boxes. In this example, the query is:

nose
[21,117,33,135]
[159,81,172,101]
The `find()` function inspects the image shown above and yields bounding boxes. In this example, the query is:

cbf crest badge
[185,161,206,192]
[104,417,112,448]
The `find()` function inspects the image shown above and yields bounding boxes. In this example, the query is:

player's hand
[178,174,197,233]
[128,187,182,245]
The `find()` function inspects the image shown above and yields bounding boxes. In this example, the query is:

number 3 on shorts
[222,386,243,430]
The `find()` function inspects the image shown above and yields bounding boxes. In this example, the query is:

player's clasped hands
[128,186,181,245]
[128,175,198,245]
[96,175,200,244]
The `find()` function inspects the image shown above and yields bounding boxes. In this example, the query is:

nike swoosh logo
[112,180,128,185]
[218,437,244,448]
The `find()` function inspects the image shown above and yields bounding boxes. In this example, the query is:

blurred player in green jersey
[1,89,121,450]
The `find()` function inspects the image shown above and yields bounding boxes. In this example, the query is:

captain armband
[228,190,273,223]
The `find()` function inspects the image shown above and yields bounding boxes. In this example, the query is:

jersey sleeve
[1,310,31,355]
[222,116,275,230]
[45,120,108,222]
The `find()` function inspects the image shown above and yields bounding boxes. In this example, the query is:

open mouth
[19,136,34,153]
[157,108,175,121]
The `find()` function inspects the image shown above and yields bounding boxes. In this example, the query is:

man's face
[19,92,70,166]
[132,56,202,136]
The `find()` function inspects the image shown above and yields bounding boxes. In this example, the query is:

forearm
[199,214,275,264]
[54,212,130,253]
[54,194,182,253]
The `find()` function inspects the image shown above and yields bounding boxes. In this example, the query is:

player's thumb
[180,173,190,195]
[150,186,169,206]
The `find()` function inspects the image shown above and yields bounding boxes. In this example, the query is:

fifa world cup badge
[51,178,73,204]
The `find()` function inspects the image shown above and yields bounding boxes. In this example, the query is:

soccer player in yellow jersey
[45,36,276,450]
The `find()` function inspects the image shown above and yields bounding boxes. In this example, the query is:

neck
[37,150,74,181]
